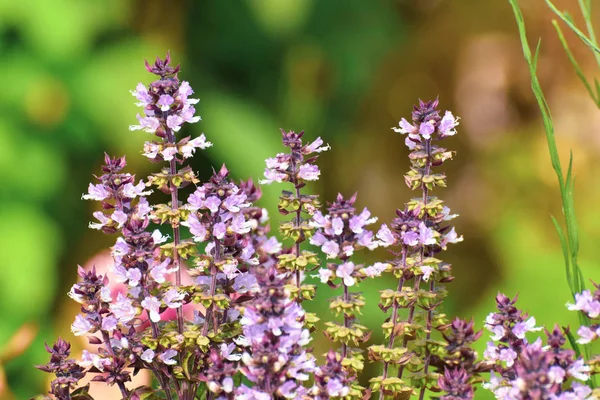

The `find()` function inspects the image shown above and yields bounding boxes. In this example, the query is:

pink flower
[166,114,184,132]
[159,349,178,365]
[297,164,320,181]
[439,111,459,137]
[82,183,110,201]
[376,224,395,247]
[180,134,212,158]
[336,262,355,286]
[157,94,174,111]
[130,83,152,106]
[71,314,94,336]
[129,114,160,133]
[141,295,161,323]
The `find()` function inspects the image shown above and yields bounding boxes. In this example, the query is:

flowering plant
[33,52,600,400]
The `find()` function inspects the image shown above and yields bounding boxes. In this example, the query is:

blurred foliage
[1,0,600,399]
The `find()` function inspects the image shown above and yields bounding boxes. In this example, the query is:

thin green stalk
[577,0,600,69]
[508,0,592,380]
[552,20,599,105]
[545,0,600,55]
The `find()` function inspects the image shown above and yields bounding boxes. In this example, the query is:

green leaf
[565,328,582,358]
[545,0,600,55]
[552,20,598,104]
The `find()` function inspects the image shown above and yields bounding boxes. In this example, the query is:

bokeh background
[1,0,600,398]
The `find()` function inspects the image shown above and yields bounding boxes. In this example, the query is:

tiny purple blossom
[392,118,416,135]
[166,114,184,132]
[439,111,459,137]
[82,183,110,201]
[101,316,118,332]
[161,146,178,161]
[576,325,597,344]
[418,222,436,245]
[420,265,435,282]
[336,262,355,286]
[157,94,174,111]
[297,164,320,181]
[111,293,137,324]
[376,224,395,247]
[419,121,435,139]
[304,137,330,153]
[71,314,94,336]
[569,359,591,381]
[180,134,212,158]
[141,295,161,323]
[322,240,340,258]
[131,82,152,106]
[129,114,160,133]
[140,349,155,363]
[159,349,178,365]
[205,196,222,213]
[150,257,175,283]
[163,288,185,308]
[213,222,227,239]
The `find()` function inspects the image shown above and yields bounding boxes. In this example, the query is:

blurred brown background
[1,0,599,398]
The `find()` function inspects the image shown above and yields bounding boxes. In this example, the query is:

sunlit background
[1,0,599,398]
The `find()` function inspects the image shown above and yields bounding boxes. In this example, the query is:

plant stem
[203,238,221,336]
[378,246,407,400]
[165,127,185,335]
[342,283,349,359]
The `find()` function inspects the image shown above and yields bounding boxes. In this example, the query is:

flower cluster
[568,283,600,346]
[435,318,488,400]
[237,267,316,399]
[35,338,87,400]
[38,53,567,400]
[311,193,385,397]
[261,129,328,296]
[369,99,462,399]
[483,294,594,399]
[182,164,262,338]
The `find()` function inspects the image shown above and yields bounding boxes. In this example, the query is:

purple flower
[159,349,178,365]
[419,121,435,139]
[512,316,542,339]
[110,293,137,324]
[161,146,178,161]
[297,164,320,181]
[303,137,330,154]
[418,222,436,245]
[163,288,184,308]
[101,316,118,332]
[180,134,212,158]
[213,222,227,239]
[392,118,416,135]
[567,290,600,318]
[420,265,435,282]
[130,82,152,106]
[71,314,94,336]
[129,114,160,133]
[157,94,174,111]
[149,257,175,283]
[205,196,222,213]
[576,325,597,344]
[321,240,340,258]
[166,114,184,132]
[141,295,161,322]
[140,349,155,363]
[82,183,110,201]
[336,262,356,286]
[376,224,395,247]
[439,111,459,137]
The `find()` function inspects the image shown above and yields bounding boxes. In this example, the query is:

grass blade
[552,20,598,104]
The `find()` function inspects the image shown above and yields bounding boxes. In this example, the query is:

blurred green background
[1,0,599,398]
